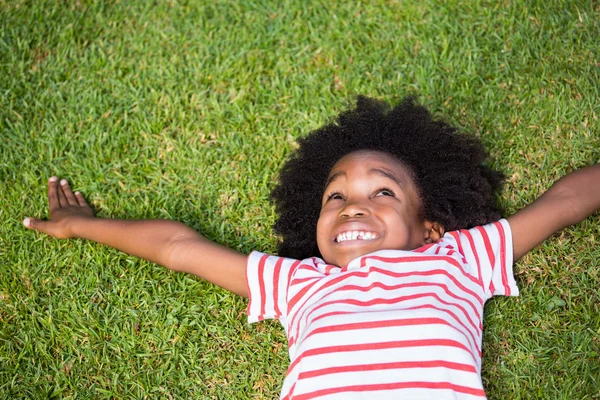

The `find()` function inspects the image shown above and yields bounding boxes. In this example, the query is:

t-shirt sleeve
[245,251,300,324]
[448,219,518,300]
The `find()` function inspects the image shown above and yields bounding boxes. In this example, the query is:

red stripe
[288,267,484,342]
[476,226,496,295]
[461,229,484,288]
[450,231,464,256]
[305,310,475,345]
[272,257,284,317]
[360,254,481,286]
[245,254,253,316]
[493,221,510,295]
[281,382,295,400]
[288,260,300,289]
[306,285,481,333]
[340,256,482,306]
[257,254,269,317]
[285,260,301,347]
[290,266,484,341]
[288,274,323,311]
[301,303,481,356]
[287,338,476,377]
[292,276,318,285]
[324,264,337,274]
[297,263,320,274]
[299,279,482,332]
[299,359,477,380]
[413,243,435,253]
[445,233,471,276]
[294,380,486,400]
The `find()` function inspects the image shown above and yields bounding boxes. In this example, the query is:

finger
[23,217,47,233]
[57,179,68,207]
[48,176,60,211]
[60,179,78,206]
[74,191,89,207]
[23,217,64,238]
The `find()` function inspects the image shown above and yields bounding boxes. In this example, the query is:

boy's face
[317,150,429,267]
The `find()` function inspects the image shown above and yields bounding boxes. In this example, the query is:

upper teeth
[335,231,379,242]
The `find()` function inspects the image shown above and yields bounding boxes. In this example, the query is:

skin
[23,156,600,298]
[317,150,443,267]
[23,177,250,297]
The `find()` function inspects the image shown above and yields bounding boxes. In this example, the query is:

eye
[375,188,396,197]
[326,192,345,202]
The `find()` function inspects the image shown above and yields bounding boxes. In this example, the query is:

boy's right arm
[23,177,249,298]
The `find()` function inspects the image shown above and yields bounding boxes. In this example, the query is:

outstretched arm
[507,163,600,261]
[23,177,249,297]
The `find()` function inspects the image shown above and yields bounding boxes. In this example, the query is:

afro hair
[270,96,504,260]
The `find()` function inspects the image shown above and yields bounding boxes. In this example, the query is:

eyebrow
[325,171,345,187]
[325,168,406,188]
[371,168,405,187]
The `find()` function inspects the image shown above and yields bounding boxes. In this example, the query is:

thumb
[23,216,71,239]
[23,217,49,233]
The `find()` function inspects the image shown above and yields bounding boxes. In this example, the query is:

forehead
[328,150,413,179]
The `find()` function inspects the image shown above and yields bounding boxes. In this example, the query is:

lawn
[1,0,599,398]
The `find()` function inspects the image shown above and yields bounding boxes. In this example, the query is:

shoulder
[437,220,512,269]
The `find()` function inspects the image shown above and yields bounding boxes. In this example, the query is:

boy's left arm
[507,163,600,261]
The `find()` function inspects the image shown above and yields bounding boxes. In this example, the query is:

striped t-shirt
[246,219,519,400]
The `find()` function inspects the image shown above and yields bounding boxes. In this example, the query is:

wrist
[68,215,98,239]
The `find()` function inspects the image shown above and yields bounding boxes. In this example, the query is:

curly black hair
[270,96,504,260]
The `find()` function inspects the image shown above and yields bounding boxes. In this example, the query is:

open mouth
[334,231,380,243]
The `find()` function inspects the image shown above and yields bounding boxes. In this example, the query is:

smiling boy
[24,97,600,399]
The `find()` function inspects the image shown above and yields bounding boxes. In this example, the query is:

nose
[339,199,370,218]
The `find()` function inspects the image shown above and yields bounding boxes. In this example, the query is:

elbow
[554,186,587,227]
[162,232,197,272]
[550,164,600,227]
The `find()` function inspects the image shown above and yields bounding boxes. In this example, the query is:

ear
[424,221,445,244]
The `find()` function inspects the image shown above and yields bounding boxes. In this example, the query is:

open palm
[23,177,94,239]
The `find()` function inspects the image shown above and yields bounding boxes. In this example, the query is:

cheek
[382,210,414,241]
[315,214,329,248]
[385,224,410,243]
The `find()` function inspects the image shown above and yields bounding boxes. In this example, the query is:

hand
[23,176,95,239]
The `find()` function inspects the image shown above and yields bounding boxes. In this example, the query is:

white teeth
[335,231,379,243]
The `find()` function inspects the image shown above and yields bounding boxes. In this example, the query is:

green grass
[1,0,599,398]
